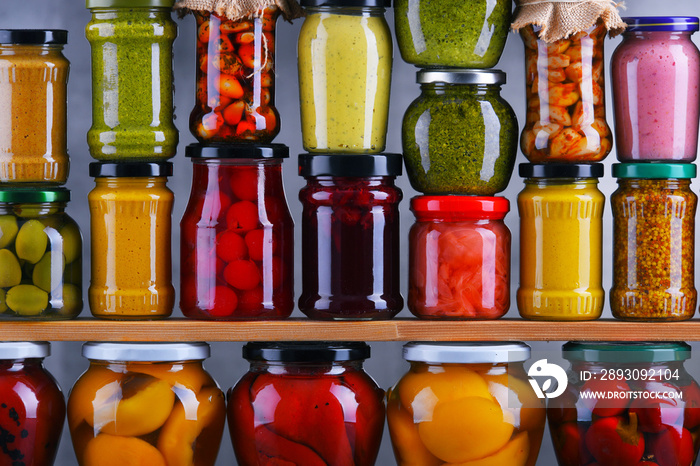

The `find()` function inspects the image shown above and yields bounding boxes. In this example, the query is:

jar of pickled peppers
[611,163,697,321]
[228,342,385,465]
[68,342,226,466]
[298,153,403,320]
[180,144,293,320]
[387,342,545,466]
[549,342,700,466]
[190,7,280,143]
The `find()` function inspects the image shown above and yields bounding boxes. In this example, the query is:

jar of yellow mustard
[517,163,605,320]
[298,0,392,154]
[88,162,174,319]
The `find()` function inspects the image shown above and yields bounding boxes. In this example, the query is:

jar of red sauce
[190,7,280,143]
[228,342,385,465]
[409,196,511,320]
[180,144,293,320]
[298,153,403,320]
[0,342,65,466]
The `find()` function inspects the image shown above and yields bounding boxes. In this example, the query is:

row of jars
[6,340,700,465]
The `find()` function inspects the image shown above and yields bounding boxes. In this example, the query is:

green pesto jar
[402,69,518,195]
[86,0,178,160]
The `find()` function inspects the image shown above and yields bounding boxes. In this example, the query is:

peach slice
[386,388,441,466]
[445,432,530,466]
[82,434,166,466]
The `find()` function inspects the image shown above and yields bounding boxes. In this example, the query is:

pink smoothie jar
[612,17,700,161]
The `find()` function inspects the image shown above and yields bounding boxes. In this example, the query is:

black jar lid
[0,29,68,45]
[90,162,173,178]
[243,342,371,362]
[519,163,604,179]
[417,69,507,85]
[186,143,289,159]
[0,188,70,203]
[299,153,402,177]
[300,0,390,7]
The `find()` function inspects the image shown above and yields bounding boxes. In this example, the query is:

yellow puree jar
[517,163,605,320]
[88,162,174,319]
[298,0,392,153]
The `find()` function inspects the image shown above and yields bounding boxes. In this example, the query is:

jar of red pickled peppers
[190,7,280,143]
[180,144,293,320]
[611,163,697,321]
[228,342,385,465]
[409,196,511,320]
[298,153,403,320]
[549,342,700,466]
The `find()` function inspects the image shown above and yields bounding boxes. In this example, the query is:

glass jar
[612,17,700,161]
[298,154,403,320]
[611,163,697,321]
[0,342,65,466]
[88,162,174,319]
[520,22,612,162]
[0,188,82,320]
[387,342,545,466]
[394,0,511,68]
[408,196,511,319]
[298,0,392,153]
[228,342,385,465]
[549,342,700,466]
[0,30,69,184]
[403,70,518,195]
[517,164,605,320]
[86,0,178,160]
[180,144,293,320]
[190,8,280,143]
[68,342,226,466]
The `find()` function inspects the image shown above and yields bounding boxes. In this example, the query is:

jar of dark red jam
[228,342,385,465]
[298,154,403,320]
[181,144,293,320]
[0,342,65,466]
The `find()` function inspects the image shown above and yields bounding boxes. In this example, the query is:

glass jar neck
[90,8,173,19]
[0,358,44,371]
[623,30,694,41]
[618,178,691,190]
[250,359,364,375]
[0,44,65,55]
[0,201,66,217]
[310,176,395,188]
[90,359,203,370]
[305,6,386,16]
[525,178,599,188]
[420,82,502,97]
[95,176,169,190]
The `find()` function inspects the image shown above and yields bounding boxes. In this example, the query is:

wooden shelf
[0,318,698,342]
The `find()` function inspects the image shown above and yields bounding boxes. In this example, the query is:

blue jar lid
[623,16,699,33]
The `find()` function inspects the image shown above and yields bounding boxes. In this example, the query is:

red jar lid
[411,195,509,221]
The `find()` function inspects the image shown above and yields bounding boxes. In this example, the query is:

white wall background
[1,0,700,464]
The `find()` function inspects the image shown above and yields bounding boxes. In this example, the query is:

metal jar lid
[403,342,531,364]
[417,69,507,85]
[82,342,210,362]
[0,342,50,359]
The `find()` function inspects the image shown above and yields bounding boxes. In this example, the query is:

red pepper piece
[547,386,583,425]
[682,382,700,430]
[584,414,645,466]
[255,425,327,466]
[628,382,682,433]
[339,371,385,465]
[551,422,593,466]
[227,373,261,465]
[580,379,631,417]
[647,426,694,466]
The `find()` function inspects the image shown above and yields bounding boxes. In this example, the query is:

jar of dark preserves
[228,342,385,465]
[298,154,403,320]
[180,144,293,320]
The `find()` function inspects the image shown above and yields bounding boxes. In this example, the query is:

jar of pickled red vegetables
[518,163,605,320]
[612,17,700,161]
[228,342,385,465]
[520,22,612,162]
[387,342,545,466]
[0,30,69,184]
[88,162,174,319]
[549,342,700,466]
[403,69,518,195]
[298,153,403,320]
[68,342,226,466]
[190,7,280,143]
[0,188,82,320]
[611,163,697,321]
[180,144,293,320]
[86,0,178,160]
[298,0,392,153]
[0,342,65,466]
[408,196,511,319]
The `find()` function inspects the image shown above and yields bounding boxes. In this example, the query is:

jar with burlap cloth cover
[513,0,626,163]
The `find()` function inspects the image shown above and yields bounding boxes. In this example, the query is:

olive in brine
[6,284,49,315]
[15,220,48,264]
[0,216,18,249]
[60,222,82,264]
[0,249,22,288]
[0,289,6,313]
[32,252,65,292]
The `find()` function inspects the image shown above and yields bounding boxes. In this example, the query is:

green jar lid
[0,188,70,203]
[613,163,697,179]
[87,0,175,8]
[564,342,691,363]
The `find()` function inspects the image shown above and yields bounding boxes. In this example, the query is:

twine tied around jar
[174,0,303,22]
[512,0,626,42]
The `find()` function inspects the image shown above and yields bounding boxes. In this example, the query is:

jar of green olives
[0,188,82,319]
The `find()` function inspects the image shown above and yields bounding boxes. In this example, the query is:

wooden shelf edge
[0,318,698,342]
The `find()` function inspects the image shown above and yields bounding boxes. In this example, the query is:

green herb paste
[86,8,178,160]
